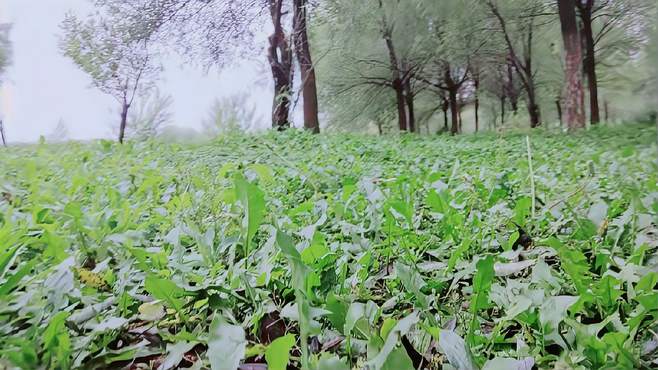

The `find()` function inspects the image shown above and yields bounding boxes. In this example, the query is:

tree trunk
[448,89,459,135]
[604,100,609,122]
[268,0,293,130]
[506,56,519,115]
[578,1,600,125]
[0,120,6,147]
[556,96,563,127]
[500,95,506,125]
[442,96,449,131]
[403,77,415,133]
[558,0,586,130]
[118,100,129,144]
[458,101,463,134]
[510,97,519,115]
[528,101,541,128]
[393,80,408,131]
[524,22,542,128]
[474,76,480,132]
[293,0,320,133]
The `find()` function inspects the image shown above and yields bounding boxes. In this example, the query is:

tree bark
[474,73,480,132]
[577,1,600,125]
[442,96,449,131]
[500,95,506,125]
[506,58,519,115]
[383,33,407,132]
[393,80,408,131]
[118,99,129,144]
[403,76,415,133]
[558,0,586,130]
[377,0,409,133]
[556,96,563,127]
[604,99,609,122]
[448,89,459,135]
[458,101,463,133]
[528,102,541,128]
[268,0,293,131]
[487,1,542,128]
[0,120,6,147]
[293,0,320,133]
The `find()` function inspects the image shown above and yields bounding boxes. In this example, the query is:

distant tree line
[58,0,656,142]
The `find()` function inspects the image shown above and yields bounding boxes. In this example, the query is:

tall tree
[418,0,488,135]
[485,0,548,128]
[575,0,653,125]
[61,13,160,143]
[316,0,424,133]
[0,23,10,82]
[93,0,320,133]
[558,0,585,129]
[0,23,11,146]
[268,0,294,130]
[293,0,320,133]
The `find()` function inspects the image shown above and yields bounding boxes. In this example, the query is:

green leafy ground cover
[0,125,657,370]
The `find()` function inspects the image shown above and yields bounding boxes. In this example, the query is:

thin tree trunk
[393,81,408,131]
[403,76,415,133]
[528,102,541,128]
[442,96,449,131]
[293,0,319,133]
[118,100,129,144]
[268,0,293,130]
[524,21,542,128]
[558,0,586,130]
[488,1,542,128]
[500,95,506,125]
[379,0,408,132]
[604,100,609,122]
[556,96,563,127]
[458,101,463,133]
[448,89,459,135]
[510,97,519,115]
[0,120,6,147]
[578,1,600,125]
[506,54,519,115]
[524,72,542,126]
[474,76,480,132]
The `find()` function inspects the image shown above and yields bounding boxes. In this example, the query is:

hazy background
[0,0,274,143]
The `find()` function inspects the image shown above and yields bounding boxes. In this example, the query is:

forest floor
[0,124,657,369]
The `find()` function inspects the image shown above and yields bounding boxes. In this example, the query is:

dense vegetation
[0,124,656,369]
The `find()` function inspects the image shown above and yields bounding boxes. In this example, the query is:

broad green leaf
[326,293,348,333]
[483,357,534,370]
[208,316,246,370]
[144,275,185,312]
[539,296,578,332]
[437,330,477,370]
[344,302,365,336]
[275,230,309,291]
[315,354,350,370]
[395,262,429,309]
[366,311,419,370]
[447,237,472,273]
[265,334,296,370]
[138,301,167,321]
[468,256,494,345]
[159,342,196,370]
[234,174,266,254]
[43,311,71,369]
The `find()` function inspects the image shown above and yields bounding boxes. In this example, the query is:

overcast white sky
[0,0,274,143]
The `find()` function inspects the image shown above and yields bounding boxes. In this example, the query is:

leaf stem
[526,136,536,223]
